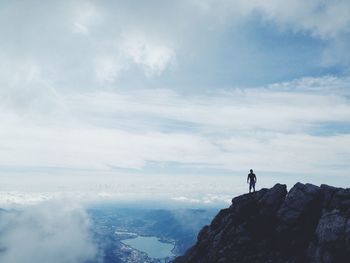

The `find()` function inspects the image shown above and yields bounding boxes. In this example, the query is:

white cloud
[95,55,127,84]
[93,34,176,83]
[0,202,99,263]
[0,76,349,176]
[171,194,232,205]
[121,33,176,76]
[0,0,348,90]
[0,175,251,207]
[66,77,350,133]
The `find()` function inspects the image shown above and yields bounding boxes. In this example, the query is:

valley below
[87,205,218,263]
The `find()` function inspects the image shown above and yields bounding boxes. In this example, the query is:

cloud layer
[0,76,349,176]
[0,202,99,263]
[0,0,349,199]
[1,0,349,90]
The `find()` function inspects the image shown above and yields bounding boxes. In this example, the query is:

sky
[0,0,350,206]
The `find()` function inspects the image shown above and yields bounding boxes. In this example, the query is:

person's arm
[247,175,249,183]
[254,174,257,183]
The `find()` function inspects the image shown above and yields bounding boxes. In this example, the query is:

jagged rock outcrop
[174,183,350,263]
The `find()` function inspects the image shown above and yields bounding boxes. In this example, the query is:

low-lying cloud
[0,202,99,263]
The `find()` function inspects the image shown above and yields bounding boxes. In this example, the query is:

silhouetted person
[247,169,257,193]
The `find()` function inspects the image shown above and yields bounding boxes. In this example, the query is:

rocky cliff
[174,183,350,263]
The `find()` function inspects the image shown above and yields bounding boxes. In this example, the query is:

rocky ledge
[174,183,350,263]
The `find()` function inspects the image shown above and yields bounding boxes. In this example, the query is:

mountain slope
[174,183,350,263]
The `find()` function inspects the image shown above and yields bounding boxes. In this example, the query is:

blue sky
[0,0,349,205]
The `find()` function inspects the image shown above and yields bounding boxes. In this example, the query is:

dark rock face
[174,183,350,263]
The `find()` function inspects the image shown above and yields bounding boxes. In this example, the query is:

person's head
[250,169,253,173]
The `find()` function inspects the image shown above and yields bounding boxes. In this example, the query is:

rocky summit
[174,183,350,263]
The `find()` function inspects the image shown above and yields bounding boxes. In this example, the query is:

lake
[122,235,175,259]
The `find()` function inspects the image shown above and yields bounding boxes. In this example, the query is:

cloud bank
[0,202,99,263]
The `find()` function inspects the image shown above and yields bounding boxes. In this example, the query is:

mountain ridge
[174,182,350,263]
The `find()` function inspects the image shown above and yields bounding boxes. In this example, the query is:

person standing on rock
[247,169,257,193]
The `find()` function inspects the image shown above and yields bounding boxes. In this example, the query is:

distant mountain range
[174,183,350,263]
